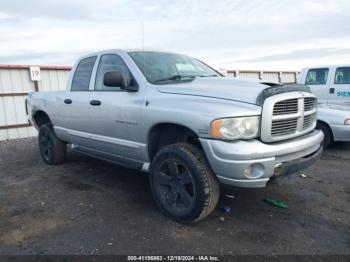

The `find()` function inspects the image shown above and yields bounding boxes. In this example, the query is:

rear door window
[305,68,329,85]
[71,56,97,91]
[334,67,350,84]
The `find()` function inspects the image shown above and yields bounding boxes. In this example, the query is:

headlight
[345,119,350,125]
[211,116,260,140]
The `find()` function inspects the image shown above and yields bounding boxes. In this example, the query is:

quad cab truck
[298,66,350,147]
[27,50,324,223]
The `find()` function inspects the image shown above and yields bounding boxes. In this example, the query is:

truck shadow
[61,150,293,219]
[326,141,350,151]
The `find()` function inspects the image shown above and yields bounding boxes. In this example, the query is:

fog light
[344,119,350,125]
[244,163,265,179]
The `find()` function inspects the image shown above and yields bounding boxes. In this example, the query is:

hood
[156,77,268,105]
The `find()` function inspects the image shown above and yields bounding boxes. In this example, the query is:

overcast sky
[0,0,349,70]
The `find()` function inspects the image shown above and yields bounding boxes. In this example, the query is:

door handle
[64,99,72,104]
[329,88,335,94]
[90,100,101,106]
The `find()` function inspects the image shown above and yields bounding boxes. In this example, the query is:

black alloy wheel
[150,143,220,223]
[153,158,196,216]
[39,127,54,162]
[38,124,66,165]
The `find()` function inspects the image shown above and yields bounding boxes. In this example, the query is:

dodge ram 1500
[27,50,324,223]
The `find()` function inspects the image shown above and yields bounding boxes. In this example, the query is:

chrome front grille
[261,92,317,142]
[273,99,298,115]
[303,114,315,129]
[304,97,316,111]
[271,118,297,136]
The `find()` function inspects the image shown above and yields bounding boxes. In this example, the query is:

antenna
[140,19,145,51]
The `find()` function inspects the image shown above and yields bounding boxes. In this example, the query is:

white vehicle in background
[298,65,350,106]
[298,65,350,147]
[317,104,350,147]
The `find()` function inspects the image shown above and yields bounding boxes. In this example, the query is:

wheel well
[148,123,201,161]
[317,120,333,139]
[33,111,51,127]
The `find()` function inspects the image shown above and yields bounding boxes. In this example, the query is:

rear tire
[150,143,220,223]
[317,122,333,148]
[38,124,66,165]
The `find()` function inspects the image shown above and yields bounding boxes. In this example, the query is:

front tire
[150,143,220,223]
[317,122,333,148]
[38,124,66,165]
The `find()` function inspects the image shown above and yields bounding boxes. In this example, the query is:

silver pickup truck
[26,50,324,223]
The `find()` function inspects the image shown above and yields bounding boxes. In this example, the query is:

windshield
[128,51,221,84]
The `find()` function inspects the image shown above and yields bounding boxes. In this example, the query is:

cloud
[237,48,350,62]
[0,0,349,70]
[0,0,93,20]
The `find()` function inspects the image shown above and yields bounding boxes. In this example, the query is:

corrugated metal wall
[281,72,297,83]
[226,70,298,83]
[0,65,298,141]
[261,72,280,83]
[238,71,261,81]
[0,65,71,140]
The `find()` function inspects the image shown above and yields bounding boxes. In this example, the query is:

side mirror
[103,71,138,91]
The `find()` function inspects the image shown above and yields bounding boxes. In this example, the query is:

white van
[298,65,350,106]
[298,65,350,147]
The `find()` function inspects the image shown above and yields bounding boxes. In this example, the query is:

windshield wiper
[198,74,219,77]
[154,75,196,83]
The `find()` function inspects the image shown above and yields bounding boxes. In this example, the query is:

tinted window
[334,67,350,84]
[95,54,134,91]
[71,56,97,91]
[305,68,329,85]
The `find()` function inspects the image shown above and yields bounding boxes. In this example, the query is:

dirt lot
[0,138,349,255]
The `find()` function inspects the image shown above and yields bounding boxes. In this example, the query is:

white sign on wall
[29,66,41,81]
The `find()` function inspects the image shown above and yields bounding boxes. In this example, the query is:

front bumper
[331,124,350,142]
[200,129,324,188]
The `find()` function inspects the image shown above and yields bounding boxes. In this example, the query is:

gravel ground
[0,138,349,255]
